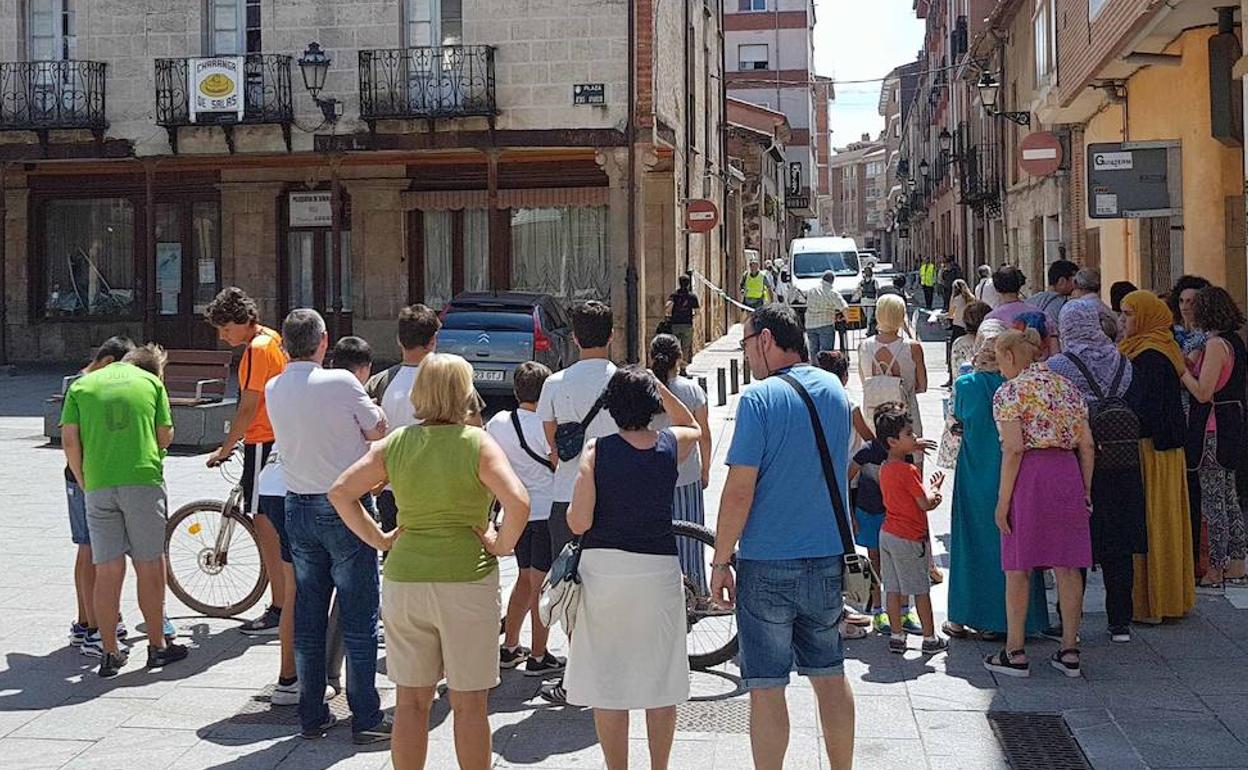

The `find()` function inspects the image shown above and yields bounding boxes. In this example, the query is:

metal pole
[729,357,739,394]
[715,368,727,407]
[329,163,342,342]
[742,357,751,385]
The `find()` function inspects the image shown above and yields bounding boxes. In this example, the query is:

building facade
[828,136,888,254]
[727,97,790,265]
[0,0,728,364]
[724,0,828,229]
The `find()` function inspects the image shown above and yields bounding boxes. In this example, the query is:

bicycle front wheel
[165,499,268,618]
[675,520,738,669]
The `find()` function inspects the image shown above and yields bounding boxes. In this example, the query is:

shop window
[287,231,352,312]
[464,209,490,292]
[42,198,136,318]
[511,207,609,303]
[423,210,453,309]
[739,44,768,71]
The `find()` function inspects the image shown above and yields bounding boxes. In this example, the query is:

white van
[787,236,862,309]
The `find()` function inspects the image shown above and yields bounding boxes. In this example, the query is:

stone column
[218,182,285,324]
[342,178,410,350]
[596,146,641,362]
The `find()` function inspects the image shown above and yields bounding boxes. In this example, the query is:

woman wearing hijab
[1119,290,1196,622]
[1048,299,1148,643]
[944,320,1049,640]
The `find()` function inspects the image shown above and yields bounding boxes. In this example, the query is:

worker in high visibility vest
[919,257,937,309]
[740,256,774,310]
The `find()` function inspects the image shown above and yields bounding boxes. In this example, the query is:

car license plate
[473,370,504,382]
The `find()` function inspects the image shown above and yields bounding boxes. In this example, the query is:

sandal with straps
[983,648,1030,678]
[1050,648,1082,678]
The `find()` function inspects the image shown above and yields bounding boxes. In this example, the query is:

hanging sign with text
[188,57,245,123]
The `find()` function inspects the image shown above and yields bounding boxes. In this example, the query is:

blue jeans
[285,493,383,733]
[807,324,847,356]
[736,556,845,690]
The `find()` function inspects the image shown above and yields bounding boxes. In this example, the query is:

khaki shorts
[382,570,501,692]
[85,484,168,565]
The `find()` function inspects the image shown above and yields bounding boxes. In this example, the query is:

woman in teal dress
[946,320,1050,637]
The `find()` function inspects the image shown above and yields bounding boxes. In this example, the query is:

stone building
[0,0,727,364]
[727,97,790,265]
[829,135,888,254]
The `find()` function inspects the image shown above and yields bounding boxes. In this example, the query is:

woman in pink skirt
[984,327,1095,679]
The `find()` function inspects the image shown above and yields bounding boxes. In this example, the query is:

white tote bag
[860,340,908,418]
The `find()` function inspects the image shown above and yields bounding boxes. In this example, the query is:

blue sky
[813,0,925,148]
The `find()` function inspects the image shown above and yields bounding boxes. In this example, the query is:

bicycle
[164,453,268,618]
[674,520,738,670]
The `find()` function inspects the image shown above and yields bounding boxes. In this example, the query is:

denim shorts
[66,479,90,546]
[257,494,292,563]
[736,556,845,690]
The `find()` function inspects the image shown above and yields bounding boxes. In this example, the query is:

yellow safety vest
[920,263,936,286]
[743,271,767,300]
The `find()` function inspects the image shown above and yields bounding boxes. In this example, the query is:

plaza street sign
[1087,141,1181,219]
[573,83,606,105]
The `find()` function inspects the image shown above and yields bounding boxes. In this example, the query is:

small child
[328,336,374,384]
[876,406,948,655]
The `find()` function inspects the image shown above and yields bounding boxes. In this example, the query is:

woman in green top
[330,353,529,770]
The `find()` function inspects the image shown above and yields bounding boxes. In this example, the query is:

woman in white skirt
[566,366,702,770]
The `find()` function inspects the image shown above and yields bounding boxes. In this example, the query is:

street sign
[573,83,605,105]
[1086,141,1179,219]
[1018,131,1063,177]
[685,199,720,233]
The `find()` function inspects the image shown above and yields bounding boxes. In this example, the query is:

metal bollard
[743,359,751,385]
[715,367,727,407]
[697,375,708,398]
[729,358,740,394]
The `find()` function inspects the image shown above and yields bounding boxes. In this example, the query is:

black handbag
[553,391,607,462]
[778,373,881,610]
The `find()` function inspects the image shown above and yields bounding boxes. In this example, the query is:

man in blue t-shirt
[711,304,856,769]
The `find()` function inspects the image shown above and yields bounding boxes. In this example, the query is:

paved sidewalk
[0,328,1246,768]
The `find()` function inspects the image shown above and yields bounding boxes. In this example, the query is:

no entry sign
[1018,132,1064,177]
[685,199,720,233]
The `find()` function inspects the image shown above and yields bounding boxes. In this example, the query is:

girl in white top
[858,294,928,448]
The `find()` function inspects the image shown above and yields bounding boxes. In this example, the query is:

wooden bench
[44,348,237,450]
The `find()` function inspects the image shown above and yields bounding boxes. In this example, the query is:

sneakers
[901,610,923,636]
[921,636,950,655]
[301,714,339,739]
[80,630,106,658]
[872,612,892,635]
[271,680,336,706]
[239,605,282,636]
[353,714,394,745]
[162,617,177,640]
[69,621,89,647]
[146,642,189,668]
[500,645,531,669]
[538,681,568,705]
[98,649,129,678]
[523,653,567,677]
[888,636,907,654]
[1109,626,1132,644]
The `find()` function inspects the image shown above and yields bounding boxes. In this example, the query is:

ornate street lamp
[919,159,930,177]
[976,72,1030,126]
[299,42,341,123]
[938,128,953,154]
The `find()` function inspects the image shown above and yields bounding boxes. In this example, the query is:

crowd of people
[52,253,1248,767]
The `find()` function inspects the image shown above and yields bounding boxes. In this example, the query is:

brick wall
[1055,0,1155,107]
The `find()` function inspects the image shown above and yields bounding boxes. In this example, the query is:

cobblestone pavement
[1,326,1246,768]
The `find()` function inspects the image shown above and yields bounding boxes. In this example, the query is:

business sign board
[189,57,245,123]
[1086,141,1179,219]
[786,162,803,196]
[289,192,333,227]
[573,83,606,105]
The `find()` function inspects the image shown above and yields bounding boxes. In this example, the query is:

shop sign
[1086,141,1179,219]
[188,57,245,123]
[289,191,332,227]
[786,195,810,210]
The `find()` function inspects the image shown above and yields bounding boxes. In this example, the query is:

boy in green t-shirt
[61,346,188,678]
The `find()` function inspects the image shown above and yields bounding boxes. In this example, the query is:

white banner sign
[289,192,333,227]
[189,57,245,123]
[1093,152,1134,171]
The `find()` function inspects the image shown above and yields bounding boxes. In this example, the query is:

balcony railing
[0,60,107,133]
[154,54,293,152]
[359,45,496,124]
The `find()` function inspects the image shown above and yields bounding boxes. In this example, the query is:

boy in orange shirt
[876,406,948,656]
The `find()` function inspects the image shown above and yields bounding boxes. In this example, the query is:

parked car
[436,292,576,395]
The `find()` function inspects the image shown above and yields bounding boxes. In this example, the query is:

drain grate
[229,685,354,726]
[988,712,1093,770]
[675,699,751,733]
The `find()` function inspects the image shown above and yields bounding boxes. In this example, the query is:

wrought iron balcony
[154,54,293,153]
[359,45,496,125]
[0,60,107,133]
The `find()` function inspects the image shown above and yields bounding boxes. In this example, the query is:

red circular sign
[1018,132,1064,177]
[685,199,720,234]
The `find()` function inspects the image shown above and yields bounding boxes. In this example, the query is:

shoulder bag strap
[511,410,554,471]
[778,374,856,555]
[1108,355,1127,397]
[580,388,608,430]
[1064,352,1106,400]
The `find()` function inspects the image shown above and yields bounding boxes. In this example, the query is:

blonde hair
[995,327,1043,363]
[410,353,477,425]
[123,343,168,378]
[875,294,907,334]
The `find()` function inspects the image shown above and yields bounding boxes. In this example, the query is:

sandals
[977,630,1004,643]
[983,648,1030,678]
[941,621,970,639]
[1050,648,1082,678]
[929,566,945,585]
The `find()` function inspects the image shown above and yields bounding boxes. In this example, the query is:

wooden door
[152,200,221,350]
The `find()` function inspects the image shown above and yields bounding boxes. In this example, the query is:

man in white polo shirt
[265,309,391,744]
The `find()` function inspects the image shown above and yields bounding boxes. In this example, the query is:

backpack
[365,363,403,404]
[1065,352,1141,471]
[860,340,909,418]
